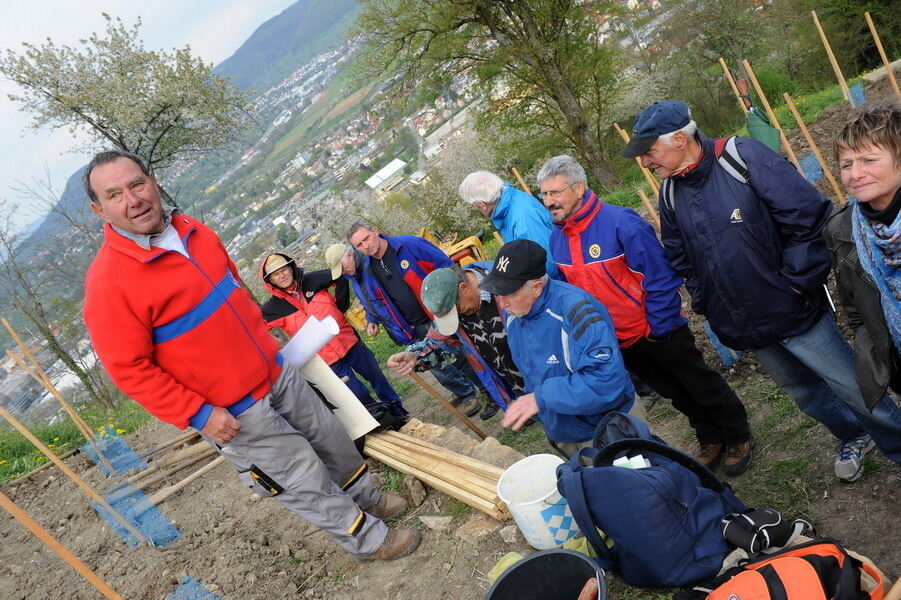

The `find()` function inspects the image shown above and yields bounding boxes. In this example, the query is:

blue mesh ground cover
[81,426,148,476]
[92,481,180,547]
[799,152,824,184]
[165,576,221,600]
[850,82,866,107]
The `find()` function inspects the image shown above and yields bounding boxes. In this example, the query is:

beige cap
[324,244,347,279]
[263,254,293,277]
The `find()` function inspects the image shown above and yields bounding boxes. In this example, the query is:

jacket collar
[557,188,601,236]
[491,183,516,223]
[102,211,197,263]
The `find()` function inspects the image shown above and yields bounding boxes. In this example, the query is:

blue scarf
[851,197,901,352]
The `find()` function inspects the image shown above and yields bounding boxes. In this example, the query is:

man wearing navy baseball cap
[480,239,640,458]
[624,99,901,482]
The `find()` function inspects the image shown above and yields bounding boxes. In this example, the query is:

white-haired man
[622,99,901,482]
[458,170,559,278]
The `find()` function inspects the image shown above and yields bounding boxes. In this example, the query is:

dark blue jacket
[659,135,832,350]
[357,234,452,344]
[505,279,635,443]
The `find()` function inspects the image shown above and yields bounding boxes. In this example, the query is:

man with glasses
[537,154,754,476]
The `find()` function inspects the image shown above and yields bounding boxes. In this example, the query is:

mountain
[215,0,360,92]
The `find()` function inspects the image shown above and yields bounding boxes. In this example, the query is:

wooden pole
[742,60,801,170]
[408,372,487,439]
[613,122,659,195]
[377,431,505,479]
[0,404,150,546]
[782,92,847,205]
[864,12,901,100]
[811,10,852,103]
[148,456,226,506]
[137,429,200,460]
[133,450,218,492]
[1,319,95,439]
[0,492,125,600]
[5,350,115,475]
[510,166,533,196]
[719,58,750,114]
[636,189,661,229]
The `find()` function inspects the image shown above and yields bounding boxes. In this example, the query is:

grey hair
[344,219,375,241]
[658,120,698,146]
[83,150,151,203]
[536,155,587,187]
[458,171,504,206]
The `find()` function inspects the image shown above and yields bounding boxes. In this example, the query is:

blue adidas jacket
[492,183,560,279]
[659,135,832,350]
[357,234,452,344]
[505,279,635,443]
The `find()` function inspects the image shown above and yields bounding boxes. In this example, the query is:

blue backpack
[556,413,746,588]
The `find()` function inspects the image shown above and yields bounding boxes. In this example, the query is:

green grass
[447,500,472,523]
[0,399,150,482]
[380,465,404,492]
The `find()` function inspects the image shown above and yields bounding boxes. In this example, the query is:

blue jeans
[753,312,901,461]
[330,341,407,416]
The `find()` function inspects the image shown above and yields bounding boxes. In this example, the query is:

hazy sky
[0,0,298,232]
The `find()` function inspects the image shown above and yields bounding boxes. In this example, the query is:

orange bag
[706,539,885,600]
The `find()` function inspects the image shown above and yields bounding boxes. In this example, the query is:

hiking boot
[834,435,876,483]
[479,402,499,420]
[366,492,408,521]
[723,439,753,476]
[450,393,472,407]
[694,443,723,469]
[458,396,480,417]
[359,527,421,562]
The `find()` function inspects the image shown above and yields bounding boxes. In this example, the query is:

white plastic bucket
[497,454,581,550]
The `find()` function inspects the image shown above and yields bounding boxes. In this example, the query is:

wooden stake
[148,456,226,506]
[742,60,801,170]
[0,404,150,546]
[782,92,846,204]
[408,372,487,439]
[0,492,125,600]
[636,189,661,229]
[719,58,750,114]
[128,442,214,483]
[811,11,852,103]
[137,429,201,461]
[5,349,115,475]
[377,431,505,479]
[510,166,533,196]
[864,12,901,100]
[613,122,659,195]
[133,450,218,492]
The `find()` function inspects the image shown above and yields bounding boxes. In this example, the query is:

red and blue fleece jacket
[550,190,687,348]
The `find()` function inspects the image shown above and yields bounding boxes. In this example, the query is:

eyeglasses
[538,182,576,200]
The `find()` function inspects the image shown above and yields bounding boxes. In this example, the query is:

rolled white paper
[281,315,340,367]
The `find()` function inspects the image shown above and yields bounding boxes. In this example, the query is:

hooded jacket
[259,253,358,365]
[84,215,281,430]
[824,203,900,408]
[357,234,452,344]
[550,190,687,347]
[491,182,559,279]
[659,135,832,350]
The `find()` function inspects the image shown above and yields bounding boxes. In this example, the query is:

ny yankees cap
[620,100,691,158]
[479,239,547,296]
[421,268,461,335]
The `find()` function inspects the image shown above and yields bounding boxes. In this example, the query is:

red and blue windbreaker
[357,234,452,344]
[550,190,686,348]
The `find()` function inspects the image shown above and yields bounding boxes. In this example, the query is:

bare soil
[2,80,900,600]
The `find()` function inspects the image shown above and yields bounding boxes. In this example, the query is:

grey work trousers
[208,365,388,556]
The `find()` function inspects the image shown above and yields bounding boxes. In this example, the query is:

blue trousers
[753,312,901,462]
[330,341,407,416]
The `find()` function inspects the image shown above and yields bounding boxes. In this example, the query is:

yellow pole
[811,10,852,103]
[864,12,901,99]
[742,60,801,170]
[718,58,749,115]
[782,93,846,205]
[613,122,659,195]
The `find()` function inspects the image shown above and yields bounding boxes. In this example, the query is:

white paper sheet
[281,315,340,367]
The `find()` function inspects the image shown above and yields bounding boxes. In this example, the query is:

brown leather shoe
[458,396,480,417]
[360,527,421,561]
[694,443,723,469]
[724,439,753,476]
[366,492,408,520]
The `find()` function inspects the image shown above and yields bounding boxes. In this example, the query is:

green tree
[355,0,626,191]
[0,15,252,184]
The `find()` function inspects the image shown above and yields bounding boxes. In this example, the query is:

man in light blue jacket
[459,171,560,279]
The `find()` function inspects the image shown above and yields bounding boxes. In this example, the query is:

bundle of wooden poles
[363,430,510,521]
[125,432,225,506]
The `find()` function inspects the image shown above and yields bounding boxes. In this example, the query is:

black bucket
[485,549,606,600]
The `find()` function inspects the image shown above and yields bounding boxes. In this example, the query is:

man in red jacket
[82,150,419,561]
